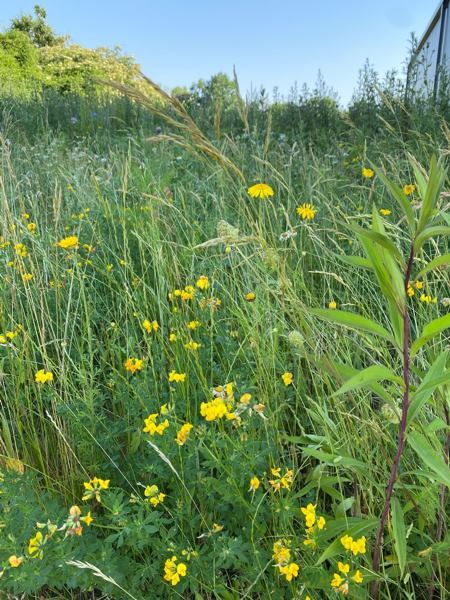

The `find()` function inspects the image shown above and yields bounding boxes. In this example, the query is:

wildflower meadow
[0,6,449,600]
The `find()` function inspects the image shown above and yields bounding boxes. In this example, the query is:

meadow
[0,70,449,600]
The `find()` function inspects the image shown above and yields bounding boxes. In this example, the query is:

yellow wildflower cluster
[168,370,186,383]
[56,235,79,250]
[171,285,196,302]
[143,409,169,436]
[124,357,143,374]
[61,505,93,536]
[272,540,299,582]
[331,561,363,594]
[340,534,366,556]
[361,167,374,178]
[196,275,209,290]
[28,531,45,559]
[301,503,326,550]
[269,467,294,491]
[142,319,159,333]
[200,397,235,421]
[144,484,166,506]
[176,422,193,446]
[82,477,110,502]
[163,555,187,586]
[35,369,53,384]
[281,371,293,386]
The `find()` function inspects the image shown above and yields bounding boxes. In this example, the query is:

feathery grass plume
[99,73,245,182]
[66,561,139,600]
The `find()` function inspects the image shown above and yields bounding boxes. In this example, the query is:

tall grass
[0,75,448,598]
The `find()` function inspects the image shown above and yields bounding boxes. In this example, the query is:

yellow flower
[296,203,317,220]
[380,208,391,216]
[28,531,45,559]
[169,332,177,342]
[272,539,291,566]
[249,476,260,491]
[14,243,27,257]
[340,534,353,550]
[403,184,415,195]
[338,561,350,574]
[187,320,201,330]
[282,372,293,386]
[317,516,326,530]
[57,235,78,250]
[163,556,187,586]
[247,183,274,199]
[80,511,93,526]
[22,213,30,220]
[414,280,423,290]
[8,555,23,567]
[328,300,337,309]
[143,319,159,333]
[301,503,316,528]
[27,222,37,232]
[82,477,110,502]
[350,536,366,556]
[180,285,195,301]
[269,468,294,491]
[143,413,169,436]
[420,293,437,304]
[176,422,193,446]
[124,358,143,373]
[35,369,53,384]
[361,167,374,178]
[168,370,186,383]
[144,484,166,506]
[407,284,415,297]
[184,340,201,351]
[200,397,233,421]
[240,393,252,404]
[22,272,33,282]
[331,572,344,588]
[244,292,256,302]
[279,562,299,582]
[196,275,209,290]
[352,569,364,584]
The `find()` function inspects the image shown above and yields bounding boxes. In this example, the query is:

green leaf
[411,313,450,357]
[335,253,372,270]
[332,365,403,397]
[414,226,450,252]
[310,308,394,342]
[408,431,450,487]
[408,350,449,424]
[373,167,415,234]
[416,253,450,278]
[416,155,447,234]
[391,497,407,576]
[346,221,405,266]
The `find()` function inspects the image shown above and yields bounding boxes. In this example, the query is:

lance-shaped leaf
[416,155,447,235]
[373,166,415,234]
[346,221,405,266]
[391,497,407,576]
[414,226,450,252]
[408,350,449,424]
[334,253,372,270]
[310,308,395,342]
[416,253,450,278]
[332,364,403,397]
[411,313,450,357]
[408,430,450,487]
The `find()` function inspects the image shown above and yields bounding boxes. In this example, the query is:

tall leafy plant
[311,155,450,597]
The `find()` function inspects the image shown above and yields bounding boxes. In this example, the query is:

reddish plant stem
[428,405,450,599]
[371,246,415,599]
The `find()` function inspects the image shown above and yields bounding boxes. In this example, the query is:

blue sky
[0,0,439,103]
